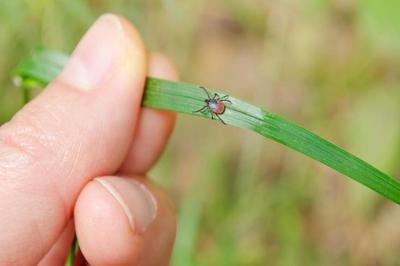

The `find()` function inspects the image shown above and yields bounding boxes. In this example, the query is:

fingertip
[58,13,147,92]
[148,52,179,80]
[116,15,148,74]
[119,52,179,174]
[75,179,142,265]
[146,51,179,124]
[75,176,176,266]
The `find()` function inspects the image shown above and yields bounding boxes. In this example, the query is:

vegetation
[2,1,400,265]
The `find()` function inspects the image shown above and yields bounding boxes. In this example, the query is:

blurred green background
[1,0,400,265]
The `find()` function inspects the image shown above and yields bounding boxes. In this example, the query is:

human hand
[0,14,177,265]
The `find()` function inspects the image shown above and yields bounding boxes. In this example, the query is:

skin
[0,14,177,266]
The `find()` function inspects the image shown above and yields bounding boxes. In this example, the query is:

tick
[194,86,232,124]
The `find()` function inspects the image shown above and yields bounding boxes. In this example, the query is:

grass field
[1,1,400,265]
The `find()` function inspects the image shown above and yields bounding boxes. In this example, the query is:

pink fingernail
[95,177,157,233]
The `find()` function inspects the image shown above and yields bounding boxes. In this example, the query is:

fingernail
[95,177,157,233]
[59,14,124,90]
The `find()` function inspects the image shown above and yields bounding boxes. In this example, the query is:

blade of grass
[14,48,400,204]
[64,236,78,266]
[172,194,202,266]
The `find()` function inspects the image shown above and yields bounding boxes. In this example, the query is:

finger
[38,220,75,266]
[0,14,146,264]
[75,176,176,266]
[119,52,178,174]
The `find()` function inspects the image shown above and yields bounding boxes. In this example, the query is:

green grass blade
[64,236,78,266]
[14,48,400,204]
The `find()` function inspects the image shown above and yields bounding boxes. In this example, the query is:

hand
[0,14,177,265]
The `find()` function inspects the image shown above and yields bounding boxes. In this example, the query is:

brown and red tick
[194,86,232,124]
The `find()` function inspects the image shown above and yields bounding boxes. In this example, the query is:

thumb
[0,14,146,265]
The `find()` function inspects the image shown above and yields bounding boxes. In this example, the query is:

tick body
[194,86,232,124]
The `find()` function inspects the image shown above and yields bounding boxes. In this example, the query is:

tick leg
[200,86,212,100]
[200,109,209,115]
[193,105,208,113]
[215,114,226,125]
[210,112,216,120]
[221,99,232,104]
[221,95,232,104]
[200,108,213,120]
[213,93,219,100]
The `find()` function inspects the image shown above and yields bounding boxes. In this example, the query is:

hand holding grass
[9,10,400,266]
[0,14,177,265]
